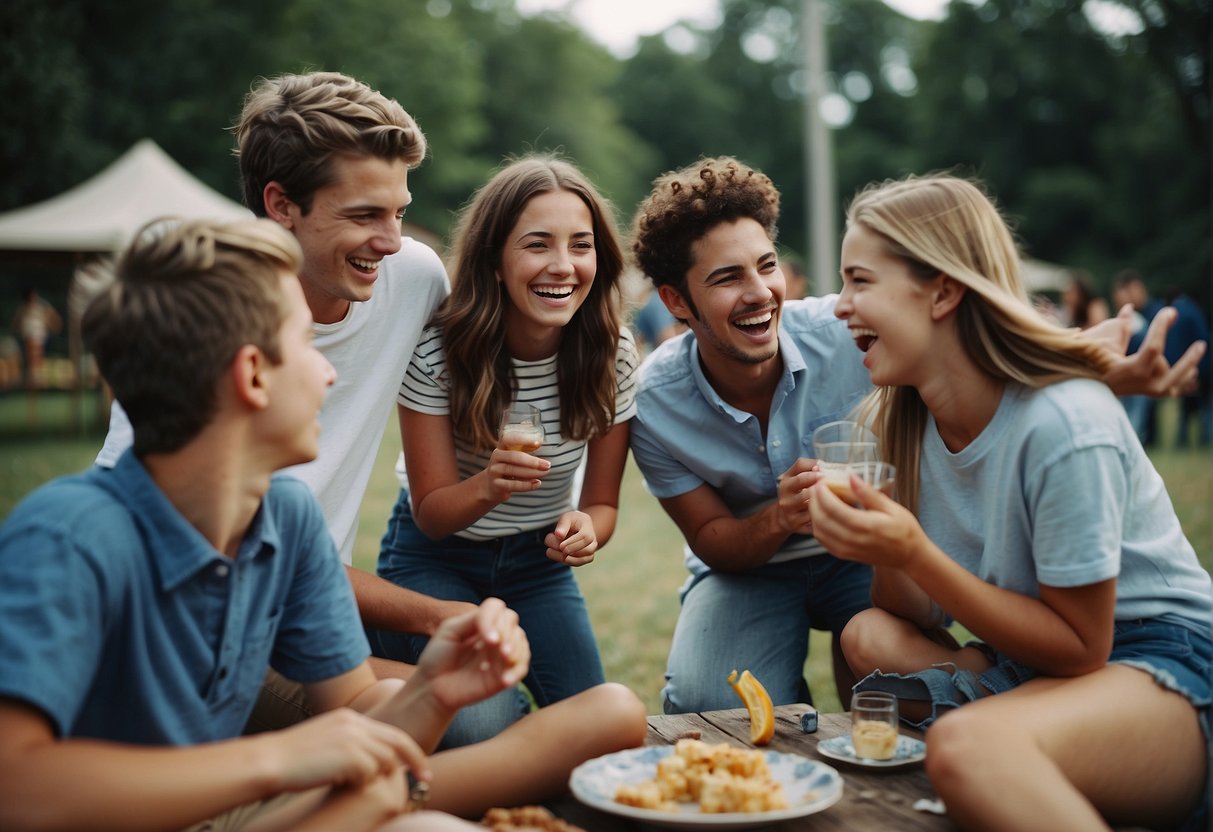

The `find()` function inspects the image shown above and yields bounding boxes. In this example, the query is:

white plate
[816,734,926,769]
[568,745,844,830]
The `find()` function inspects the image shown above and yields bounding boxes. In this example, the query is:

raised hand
[1094,304,1206,397]
[413,598,530,712]
[544,511,598,565]
[481,439,551,503]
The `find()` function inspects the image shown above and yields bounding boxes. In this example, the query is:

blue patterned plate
[568,745,844,830]
[817,734,926,769]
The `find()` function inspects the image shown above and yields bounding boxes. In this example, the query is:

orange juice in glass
[500,404,544,452]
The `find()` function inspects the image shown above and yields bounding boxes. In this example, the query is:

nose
[835,283,853,319]
[548,250,574,276]
[370,216,403,256]
[742,269,774,305]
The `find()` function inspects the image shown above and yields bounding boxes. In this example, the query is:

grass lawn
[3,390,1210,715]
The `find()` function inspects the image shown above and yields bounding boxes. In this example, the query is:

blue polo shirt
[631,295,873,574]
[0,450,369,745]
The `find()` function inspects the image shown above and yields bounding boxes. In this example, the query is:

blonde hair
[83,217,303,455]
[439,155,626,451]
[846,175,1114,513]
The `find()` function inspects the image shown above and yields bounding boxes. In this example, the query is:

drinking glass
[812,420,878,485]
[851,691,899,760]
[499,404,544,451]
[826,460,897,506]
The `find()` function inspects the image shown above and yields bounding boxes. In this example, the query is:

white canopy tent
[0,140,251,430]
[0,139,251,253]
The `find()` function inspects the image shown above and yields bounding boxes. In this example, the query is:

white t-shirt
[398,325,639,541]
[95,236,450,564]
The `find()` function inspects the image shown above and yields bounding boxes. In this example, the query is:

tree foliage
[0,0,1206,303]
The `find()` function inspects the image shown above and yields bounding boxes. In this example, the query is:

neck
[505,323,562,361]
[915,358,1004,453]
[142,423,273,558]
[696,346,783,432]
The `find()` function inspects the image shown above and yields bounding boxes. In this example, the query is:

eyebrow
[516,230,595,240]
[701,251,777,282]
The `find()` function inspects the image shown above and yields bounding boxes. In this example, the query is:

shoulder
[780,296,850,346]
[1015,380,1126,452]
[616,326,640,369]
[380,238,451,295]
[637,330,694,393]
[0,472,137,569]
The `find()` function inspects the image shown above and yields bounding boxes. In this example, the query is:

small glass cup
[812,420,879,486]
[825,460,898,506]
[499,404,544,451]
[851,691,899,761]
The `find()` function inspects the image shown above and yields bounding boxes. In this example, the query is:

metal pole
[802,0,838,295]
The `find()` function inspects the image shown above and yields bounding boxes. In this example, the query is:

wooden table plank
[547,704,955,831]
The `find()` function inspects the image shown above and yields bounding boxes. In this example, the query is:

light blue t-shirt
[0,450,370,744]
[631,295,873,574]
[920,379,1212,634]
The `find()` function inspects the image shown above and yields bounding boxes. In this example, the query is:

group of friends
[0,70,1209,832]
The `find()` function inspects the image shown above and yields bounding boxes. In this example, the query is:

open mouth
[532,285,576,300]
[851,326,878,352]
[732,307,774,336]
[349,257,380,276]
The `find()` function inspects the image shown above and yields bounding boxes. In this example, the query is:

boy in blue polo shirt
[0,218,645,831]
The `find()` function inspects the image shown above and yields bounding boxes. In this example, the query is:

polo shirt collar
[94,450,281,591]
[685,320,808,420]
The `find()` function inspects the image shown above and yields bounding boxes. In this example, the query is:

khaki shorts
[242,668,312,735]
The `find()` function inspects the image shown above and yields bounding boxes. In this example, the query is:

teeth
[734,310,773,327]
[533,285,575,297]
[850,327,877,339]
[350,258,379,271]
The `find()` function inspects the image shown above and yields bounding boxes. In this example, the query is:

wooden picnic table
[546,703,953,831]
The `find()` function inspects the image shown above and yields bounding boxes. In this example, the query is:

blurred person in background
[1060,270,1109,330]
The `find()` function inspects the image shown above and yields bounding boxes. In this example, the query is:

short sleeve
[613,328,640,423]
[397,327,450,415]
[630,413,704,499]
[1027,443,1126,588]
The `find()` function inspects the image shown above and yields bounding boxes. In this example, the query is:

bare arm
[543,420,632,566]
[657,456,820,571]
[810,477,1116,675]
[344,564,474,637]
[401,405,551,540]
[0,697,423,832]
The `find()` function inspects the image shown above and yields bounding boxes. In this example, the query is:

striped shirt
[399,326,639,541]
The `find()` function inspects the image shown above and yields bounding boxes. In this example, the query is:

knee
[923,707,991,797]
[584,683,648,749]
[840,609,900,676]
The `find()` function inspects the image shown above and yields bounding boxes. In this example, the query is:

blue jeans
[373,492,604,745]
[661,555,872,713]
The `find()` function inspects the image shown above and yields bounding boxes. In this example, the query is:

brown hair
[235,71,426,216]
[439,155,625,451]
[631,157,780,305]
[83,218,302,455]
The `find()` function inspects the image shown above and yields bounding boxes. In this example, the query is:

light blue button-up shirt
[631,295,873,574]
[0,450,368,745]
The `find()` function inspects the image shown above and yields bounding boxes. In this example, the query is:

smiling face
[665,218,785,371]
[499,189,597,358]
[260,274,337,467]
[836,223,939,387]
[272,154,412,324]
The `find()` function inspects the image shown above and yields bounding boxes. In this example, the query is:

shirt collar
[683,322,808,420]
[93,450,281,591]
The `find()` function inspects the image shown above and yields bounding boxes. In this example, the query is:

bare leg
[926,666,1205,831]
[378,810,483,831]
[425,683,647,818]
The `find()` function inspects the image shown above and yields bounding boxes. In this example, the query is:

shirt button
[772,439,782,448]
[756,445,764,452]
[214,563,230,578]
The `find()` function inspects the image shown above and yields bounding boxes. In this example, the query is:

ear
[262,182,296,229]
[232,344,271,411]
[657,284,692,320]
[930,275,966,321]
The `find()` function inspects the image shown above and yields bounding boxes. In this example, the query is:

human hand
[1097,304,1205,397]
[264,707,429,794]
[414,598,530,712]
[482,440,551,503]
[808,474,924,568]
[775,458,820,535]
[544,511,598,565]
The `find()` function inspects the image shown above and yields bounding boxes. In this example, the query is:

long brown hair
[846,175,1114,514]
[439,155,625,451]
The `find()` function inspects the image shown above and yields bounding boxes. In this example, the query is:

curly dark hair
[630,157,781,297]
